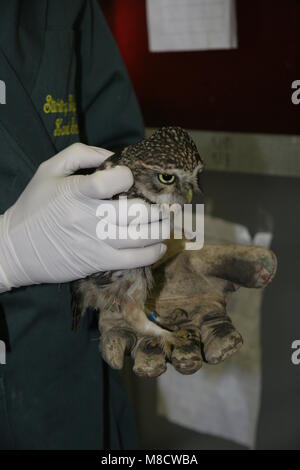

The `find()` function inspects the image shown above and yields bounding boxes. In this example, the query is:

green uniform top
[0,0,144,450]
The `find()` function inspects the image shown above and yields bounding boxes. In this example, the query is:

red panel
[99,0,300,135]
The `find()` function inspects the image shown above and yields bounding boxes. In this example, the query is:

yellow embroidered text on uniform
[43,94,79,137]
[54,117,79,137]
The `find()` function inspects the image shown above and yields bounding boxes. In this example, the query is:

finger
[170,330,202,374]
[195,311,243,364]
[46,143,114,176]
[100,329,136,370]
[108,243,167,270]
[73,166,133,199]
[98,218,170,250]
[89,146,115,158]
[132,338,167,378]
[202,325,243,364]
[100,198,169,226]
[199,245,277,288]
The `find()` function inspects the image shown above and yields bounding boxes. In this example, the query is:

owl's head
[119,127,204,206]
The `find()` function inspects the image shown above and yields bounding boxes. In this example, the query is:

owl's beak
[187,188,193,203]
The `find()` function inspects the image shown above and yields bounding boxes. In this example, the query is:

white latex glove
[0,143,167,293]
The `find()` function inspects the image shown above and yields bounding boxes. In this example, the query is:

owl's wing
[71,272,113,330]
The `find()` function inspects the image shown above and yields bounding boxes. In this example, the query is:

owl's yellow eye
[157,173,176,185]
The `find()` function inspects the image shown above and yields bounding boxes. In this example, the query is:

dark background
[100,0,300,135]
[100,0,300,450]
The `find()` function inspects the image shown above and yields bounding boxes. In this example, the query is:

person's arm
[79,0,144,150]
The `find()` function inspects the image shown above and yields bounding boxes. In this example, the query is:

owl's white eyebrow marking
[137,163,202,177]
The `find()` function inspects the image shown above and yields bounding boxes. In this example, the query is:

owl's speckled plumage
[120,126,202,172]
[71,127,204,359]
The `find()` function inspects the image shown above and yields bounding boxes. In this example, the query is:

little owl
[71,127,204,360]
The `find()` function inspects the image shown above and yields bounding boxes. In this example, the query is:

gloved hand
[100,242,277,377]
[0,143,167,293]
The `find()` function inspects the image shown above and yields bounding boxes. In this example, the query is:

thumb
[45,143,114,176]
